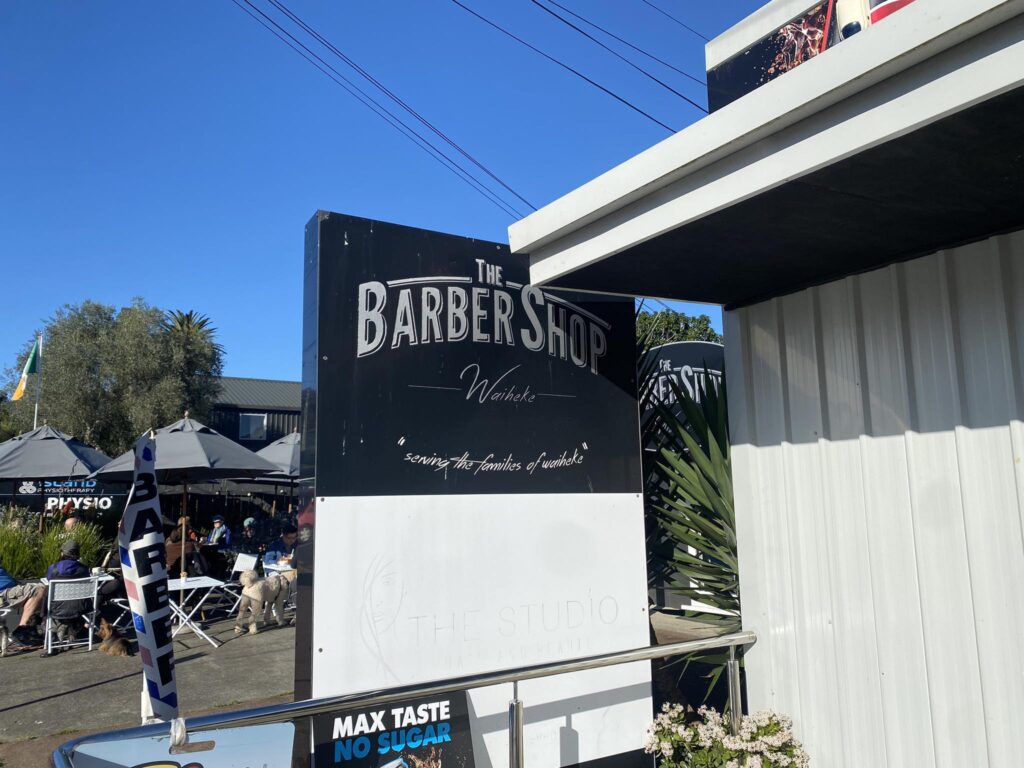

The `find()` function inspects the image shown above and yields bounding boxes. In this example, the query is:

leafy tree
[0,393,17,442]
[2,301,224,455]
[637,307,723,350]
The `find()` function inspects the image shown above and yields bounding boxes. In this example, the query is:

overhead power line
[528,0,706,114]
[230,0,524,219]
[542,0,706,87]
[233,0,523,218]
[267,0,537,213]
[450,0,675,134]
[638,0,709,42]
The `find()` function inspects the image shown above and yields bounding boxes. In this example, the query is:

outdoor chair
[44,576,100,654]
[109,597,133,630]
[207,552,259,616]
[0,608,11,657]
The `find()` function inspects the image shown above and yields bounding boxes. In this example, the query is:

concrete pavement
[0,617,294,766]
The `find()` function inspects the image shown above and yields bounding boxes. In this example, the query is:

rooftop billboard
[708,0,919,111]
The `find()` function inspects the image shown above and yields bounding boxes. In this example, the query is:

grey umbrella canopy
[255,430,299,478]
[91,417,279,484]
[0,425,112,480]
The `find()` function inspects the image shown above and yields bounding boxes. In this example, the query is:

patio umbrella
[91,415,280,604]
[255,430,299,477]
[91,416,279,484]
[0,425,112,481]
[254,430,306,516]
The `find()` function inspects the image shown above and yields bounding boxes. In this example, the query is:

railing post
[727,646,742,736]
[508,680,524,768]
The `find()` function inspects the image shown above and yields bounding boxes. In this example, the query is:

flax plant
[639,320,740,706]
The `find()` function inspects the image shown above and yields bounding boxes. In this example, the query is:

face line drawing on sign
[360,554,406,685]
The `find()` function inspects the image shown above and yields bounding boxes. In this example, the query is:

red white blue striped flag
[118,433,178,721]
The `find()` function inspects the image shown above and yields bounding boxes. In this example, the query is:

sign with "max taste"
[313,693,474,768]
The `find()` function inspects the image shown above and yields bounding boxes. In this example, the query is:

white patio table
[167,575,224,648]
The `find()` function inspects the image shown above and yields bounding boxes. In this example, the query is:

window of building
[239,413,267,442]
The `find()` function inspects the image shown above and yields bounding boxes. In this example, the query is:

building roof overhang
[508,0,1024,308]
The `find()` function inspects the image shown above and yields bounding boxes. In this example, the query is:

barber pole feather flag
[11,336,39,401]
[118,433,179,721]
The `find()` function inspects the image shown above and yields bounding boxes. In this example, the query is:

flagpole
[32,334,42,430]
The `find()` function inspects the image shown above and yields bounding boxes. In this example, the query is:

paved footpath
[0,618,294,768]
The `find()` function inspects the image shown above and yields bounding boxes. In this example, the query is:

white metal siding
[725,231,1024,767]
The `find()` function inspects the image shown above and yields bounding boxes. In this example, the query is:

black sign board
[640,341,724,416]
[296,214,651,768]
[0,478,127,515]
[313,691,474,768]
[307,212,641,497]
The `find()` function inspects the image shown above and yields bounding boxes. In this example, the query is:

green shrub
[0,521,111,579]
[0,523,42,579]
[40,523,110,569]
[1,505,37,529]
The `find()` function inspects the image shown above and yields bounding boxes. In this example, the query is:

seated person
[237,517,263,555]
[167,526,207,578]
[46,539,89,581]
[263,524,297,569]
[45,540,94,645]
[205,515,232,550]
[0,563,45,651]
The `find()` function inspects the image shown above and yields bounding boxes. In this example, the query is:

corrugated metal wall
[724,230,1024,767]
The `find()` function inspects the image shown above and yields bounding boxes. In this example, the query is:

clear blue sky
[1,0,758,380]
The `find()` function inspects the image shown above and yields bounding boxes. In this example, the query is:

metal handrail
[51,629,756,768]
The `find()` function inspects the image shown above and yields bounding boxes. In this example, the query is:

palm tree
[161,310,224,352]
[162,310,224,417]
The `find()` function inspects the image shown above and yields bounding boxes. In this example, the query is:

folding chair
[208,552,258,616]
[109,597,133,630]
[0,608,11,657]
[45,576,100,654]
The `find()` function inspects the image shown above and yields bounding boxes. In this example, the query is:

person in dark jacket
[206,515,232,550]
[237,517,263,555]
[46,539,89,581]
[45,540,128,640]
[44,539,92,646]
[263,525,297,568]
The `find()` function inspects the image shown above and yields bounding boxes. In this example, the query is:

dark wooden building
[209,377,300,451]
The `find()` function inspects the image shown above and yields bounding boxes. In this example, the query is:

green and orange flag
[11,337,39,401]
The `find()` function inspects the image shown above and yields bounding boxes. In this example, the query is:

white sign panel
[312,494,651,766]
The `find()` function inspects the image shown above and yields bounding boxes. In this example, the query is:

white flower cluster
[643,704,810,768]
